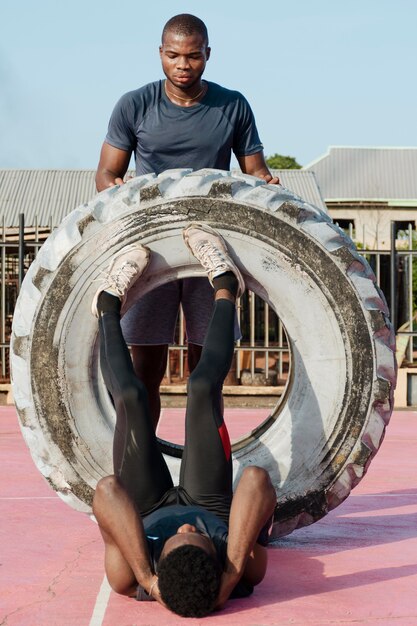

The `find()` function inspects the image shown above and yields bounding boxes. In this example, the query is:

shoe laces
[108,261,139,296]
[194,241,227,272]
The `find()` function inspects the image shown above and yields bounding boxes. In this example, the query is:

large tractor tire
[10,168,396,538]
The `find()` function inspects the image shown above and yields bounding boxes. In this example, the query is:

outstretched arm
[95,142,132,191]
[237,151,280,185]
[216,466,276,609]
[93,475,164,605]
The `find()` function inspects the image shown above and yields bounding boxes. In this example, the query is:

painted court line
[351,493,417,497]
[89,575,112,626]
[0,496,58,500]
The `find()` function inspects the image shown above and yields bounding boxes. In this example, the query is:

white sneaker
[91,243,150,317]
[183,223,245,297]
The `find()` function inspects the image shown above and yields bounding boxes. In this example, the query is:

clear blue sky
[1,0,416,170]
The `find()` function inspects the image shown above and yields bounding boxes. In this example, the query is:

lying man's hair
[158,544,221,617]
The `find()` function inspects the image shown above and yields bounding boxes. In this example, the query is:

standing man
[96,14,279,427]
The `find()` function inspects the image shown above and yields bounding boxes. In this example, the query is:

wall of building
[328,204,417,250]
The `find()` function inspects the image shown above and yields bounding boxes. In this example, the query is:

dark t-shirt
[135,504,254,601]
[144,504,228,567]
[105,80,263,175]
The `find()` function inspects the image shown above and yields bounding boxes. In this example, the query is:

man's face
[160,523,216,559]
[159,31,211,91]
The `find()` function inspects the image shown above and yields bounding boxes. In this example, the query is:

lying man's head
[157,524,221,617]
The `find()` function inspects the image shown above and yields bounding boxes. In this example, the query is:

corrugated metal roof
[304,146,417,201]
[0,170,100,228]
[270,169,327,212]
[0,168,327,228]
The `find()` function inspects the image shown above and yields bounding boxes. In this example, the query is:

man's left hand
[237,152,280,185]
[259,173,280,185]
[149,576,167,607]
[214,570,240,610]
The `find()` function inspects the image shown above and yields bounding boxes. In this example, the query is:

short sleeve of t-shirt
[230,92,263,157]
[105,90,139,152]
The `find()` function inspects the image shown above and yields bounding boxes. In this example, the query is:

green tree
[265,154,302,169]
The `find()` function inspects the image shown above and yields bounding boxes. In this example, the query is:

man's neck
[164,80,207,107]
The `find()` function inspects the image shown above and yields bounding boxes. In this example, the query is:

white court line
[89,575,112,626]
[0,496,58,500]
[351,493,417,497]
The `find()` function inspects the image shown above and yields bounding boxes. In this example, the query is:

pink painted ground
[1,406,416,625]
[157,406,271,445]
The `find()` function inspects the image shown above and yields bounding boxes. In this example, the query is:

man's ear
[206,46,211,61]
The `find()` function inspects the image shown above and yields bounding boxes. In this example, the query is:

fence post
[18,213,25,289]
[390,221,397,331]
[408,224,414,363]
[1,216,5,379]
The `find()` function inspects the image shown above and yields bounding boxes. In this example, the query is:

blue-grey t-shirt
[105,80,263,175]
[144,504,228,568]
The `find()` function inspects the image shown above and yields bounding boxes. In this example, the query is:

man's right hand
[96,142,132,192]
[108,177,125,188]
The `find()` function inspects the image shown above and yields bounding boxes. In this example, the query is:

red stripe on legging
[218,422,231,461]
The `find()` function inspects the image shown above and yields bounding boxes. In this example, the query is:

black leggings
[98,297,235,519]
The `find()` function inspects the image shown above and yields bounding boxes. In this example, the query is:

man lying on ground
[92,224,277,617]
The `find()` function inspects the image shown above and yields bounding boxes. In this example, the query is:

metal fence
[0,216,290,386]
[1,217,415,385]
[340,220,416,365]
[164,291,289,387]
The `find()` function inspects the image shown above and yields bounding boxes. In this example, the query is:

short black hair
[162,14,209,46]
[157,544,221,617]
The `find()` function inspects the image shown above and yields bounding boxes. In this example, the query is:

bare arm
[93,475,164,605]
[95,142,132,191]
[237,151,280,185]
[216,466,276,609]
